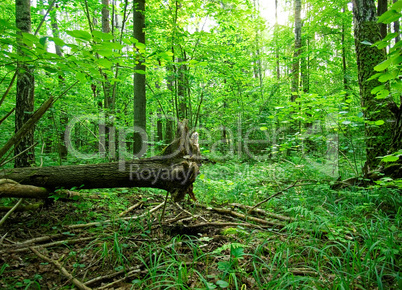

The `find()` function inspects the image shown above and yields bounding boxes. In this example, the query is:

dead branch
[0,198,22,227]
[0,179,49,198]
[1,236,94,254]
[0,201,44,212]
[249,182,314,213]
[229,203,292,221]
[0,96,54,161]
[196,203,286,228]
[118,199,146,217]
[66,202,165,229]
[30,247,92,290]
[1,233,68,248]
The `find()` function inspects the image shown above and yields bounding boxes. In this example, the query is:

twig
[0,72,17,107]
[33,0,56,36]
[0,108,15,126]
[30,247,92,290]
[175,202,208,222]
[0,198,22,227]
[249,181,309,213]
[118,199,146,217]
[160,191,170,223]
[0,233,8,245]
[197,204,285,228]
[179,221,267,230]
[1,233,67,248]
[2,236,94,254]
[229,203,292,221]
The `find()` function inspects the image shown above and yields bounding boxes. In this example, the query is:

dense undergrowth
[1,160,401,289]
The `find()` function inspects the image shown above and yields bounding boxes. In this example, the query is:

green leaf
[367,73,382,81]
[216,280,229,288]
[342,120,351,125]
[361,40,372,46]
[92,30,114,41]
[391,0,402,12]
[260,126,268,131]
[375,89,389,99]
[75,72,87,83]
[383,32,399,42]
[378,10,401,24]
[378,71,397,82]
[382,155,399,162]
[375,120,385,126]
[374,58,392,71]
[39,36,48,46]
[97,50,113,57]
[97,58,113,69]
[22,32,39,43]
[67,30,92,41]
[134,69,146,74]
[231,246,244,259]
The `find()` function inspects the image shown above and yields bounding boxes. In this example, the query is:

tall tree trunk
[15,0,35,168]
[50,4,68,163]
[341,6,349,94]
[275,0,280,81]
[177,57,187,121]
[101,0,115,160]
[300,25,309,94]
[377,0,388,39]
[394,0,400,43]
[291,0,301,102]
[352,0,393,173]
[133,0,146,156]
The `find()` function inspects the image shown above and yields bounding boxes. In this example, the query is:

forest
[0,0,401,289]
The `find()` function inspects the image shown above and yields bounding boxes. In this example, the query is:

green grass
[1,159,401,289]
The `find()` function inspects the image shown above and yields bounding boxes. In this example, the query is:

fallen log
[0,119,202,202]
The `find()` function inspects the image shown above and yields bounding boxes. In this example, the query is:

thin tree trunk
[177,57,187,120]
[341,6,349,94]
[15,0,35,168]
[394,0,400,43]
[291,0,302,101]
[377,0,388,40]
[275,0,280,81]
[50,4,68,162]
[133,0,146,156]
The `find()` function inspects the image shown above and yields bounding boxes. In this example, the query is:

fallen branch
[196,203,286,228]
[30,247,91,290]
[229,203,292,221]
[0,198,22,227]
[1,236,94,254]
[249,181,313,213]
[66,202,165,229]
[0,179,49,198]
[0,202,44,212]
[118,199,146,217]
[1,233,68,248]
[0,96,54,161]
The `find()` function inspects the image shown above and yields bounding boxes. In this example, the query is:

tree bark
[352,0,393,173]
[50,5,68,162]
[377,0,388,40]
[15,0,35,168]
[133,0,146,156]
[291,0,302,102]
[394,0,400,43]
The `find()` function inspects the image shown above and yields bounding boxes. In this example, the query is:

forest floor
[1,161,401,289]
